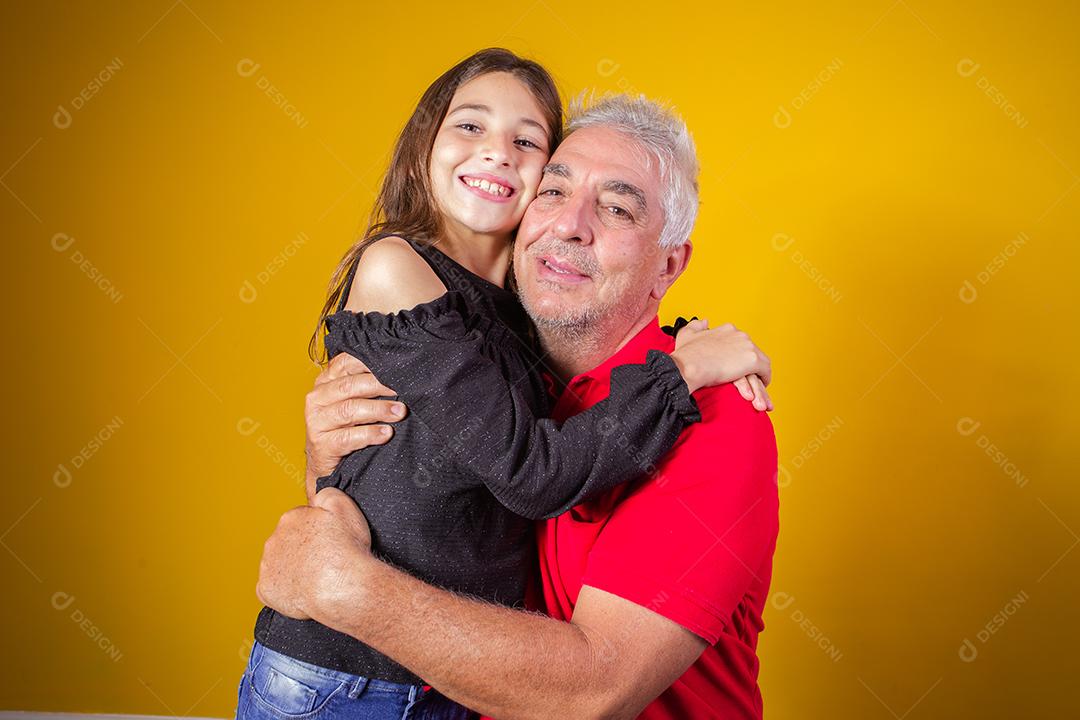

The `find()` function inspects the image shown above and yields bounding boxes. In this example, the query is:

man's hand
[305,353,408,502]
[317,547,709,720]
[256,488,374,621]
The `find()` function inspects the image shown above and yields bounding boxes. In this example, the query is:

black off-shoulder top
[254,236,700,684]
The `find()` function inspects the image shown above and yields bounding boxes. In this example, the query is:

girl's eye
[515,138,541,150]
[457,123,481,133]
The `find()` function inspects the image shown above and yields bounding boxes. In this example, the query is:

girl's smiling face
[429,71,553,240]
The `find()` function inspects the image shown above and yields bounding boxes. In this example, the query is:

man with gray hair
[258,94,779,719]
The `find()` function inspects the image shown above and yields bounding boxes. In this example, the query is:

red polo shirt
[536,317,779,719]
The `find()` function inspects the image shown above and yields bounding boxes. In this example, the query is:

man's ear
[651,241,693,300]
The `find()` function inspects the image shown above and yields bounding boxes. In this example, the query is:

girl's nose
[482,138,512,167]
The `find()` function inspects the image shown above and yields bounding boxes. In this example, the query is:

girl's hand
[670,319,774,412]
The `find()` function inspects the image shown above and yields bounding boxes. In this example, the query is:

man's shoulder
[640,382,778,497]
[687,383,776,446]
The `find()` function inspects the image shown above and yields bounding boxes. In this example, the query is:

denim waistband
[250,640,429,699]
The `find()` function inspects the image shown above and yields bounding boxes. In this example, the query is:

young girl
[237,48,771,720]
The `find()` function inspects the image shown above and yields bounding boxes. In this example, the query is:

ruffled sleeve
[322,291,701,520]
[324,291,488,355]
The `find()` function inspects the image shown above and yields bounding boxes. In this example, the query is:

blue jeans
[236,641,475,720]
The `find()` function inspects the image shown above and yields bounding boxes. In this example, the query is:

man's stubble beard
[516,239,652,360]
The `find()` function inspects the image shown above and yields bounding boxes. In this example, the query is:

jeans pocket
[248,651,348,718]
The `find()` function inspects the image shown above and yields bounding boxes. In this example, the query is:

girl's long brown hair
[308,48,563,363]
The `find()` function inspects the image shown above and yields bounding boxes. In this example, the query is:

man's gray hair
[566,92,699,248]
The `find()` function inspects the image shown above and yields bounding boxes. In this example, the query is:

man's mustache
[525,238,602,278]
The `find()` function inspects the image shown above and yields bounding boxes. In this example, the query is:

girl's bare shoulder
[344,236,447,314]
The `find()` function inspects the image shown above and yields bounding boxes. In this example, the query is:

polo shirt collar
[569,315,671,388]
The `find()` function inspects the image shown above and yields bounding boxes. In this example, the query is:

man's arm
[257,489,706,720]
[329,558,704,719]
[303,353,407,503]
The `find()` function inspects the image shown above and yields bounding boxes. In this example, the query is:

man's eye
[456,123,481,133]
[606,205,631,219]
[538,188,562,197]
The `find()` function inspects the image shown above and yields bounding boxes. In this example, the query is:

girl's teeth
[465,177,509,196]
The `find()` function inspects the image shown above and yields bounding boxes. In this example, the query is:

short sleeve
[580,384,780,643]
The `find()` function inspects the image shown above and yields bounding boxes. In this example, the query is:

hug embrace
[239,48,779,720]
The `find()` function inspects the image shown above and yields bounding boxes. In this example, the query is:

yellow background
[2,1,1077,717]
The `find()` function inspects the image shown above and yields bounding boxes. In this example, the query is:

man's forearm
[313,557,619,720]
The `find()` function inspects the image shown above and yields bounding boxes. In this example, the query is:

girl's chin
[449,213,521,237]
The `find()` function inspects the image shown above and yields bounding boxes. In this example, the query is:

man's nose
[551,194,593,245]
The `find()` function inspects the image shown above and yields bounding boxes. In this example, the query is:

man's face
[514,126,688,335]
